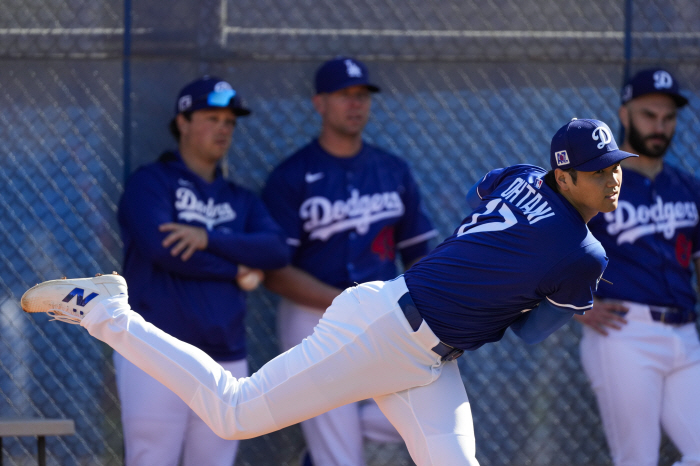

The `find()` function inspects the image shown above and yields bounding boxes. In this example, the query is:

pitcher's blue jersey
[262,139,437,288]
[588,164,700,312]
[404,164,608,351]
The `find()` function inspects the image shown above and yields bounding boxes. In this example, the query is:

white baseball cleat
[21,273,128,324]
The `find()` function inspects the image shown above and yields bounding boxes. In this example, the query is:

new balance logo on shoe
[21,273,128,325]
[62,288,98,307]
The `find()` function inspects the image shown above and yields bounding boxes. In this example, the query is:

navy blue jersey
[404,164,608,351]
[118,152,289,361]
[588,164,700,311]
[262,139,436,289]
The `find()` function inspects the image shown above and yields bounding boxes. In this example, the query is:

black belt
[648,306,697,325]
[398,292,464,362]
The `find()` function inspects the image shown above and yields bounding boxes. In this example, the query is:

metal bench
[0,419,75,466]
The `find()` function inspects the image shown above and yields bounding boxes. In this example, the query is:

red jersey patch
[371,226,396,261]
[675,233,692,268]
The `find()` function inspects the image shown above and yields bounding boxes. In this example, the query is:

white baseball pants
[113,352,247,466]
[81,277,478,466]
[580,301,700,466]
[277,299,403,466]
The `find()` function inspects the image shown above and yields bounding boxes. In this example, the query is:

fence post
[620,0,633,142]
[122,0,133,182]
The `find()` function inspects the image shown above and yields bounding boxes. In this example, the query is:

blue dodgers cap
[550,118,637,172]
[621,68,688,107]
[314,56,381,94]
[175,76,251,116]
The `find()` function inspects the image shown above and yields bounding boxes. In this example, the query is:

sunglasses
[187,89,237,110]
[201,89,237,107]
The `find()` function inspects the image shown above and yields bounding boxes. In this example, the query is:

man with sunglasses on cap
[22,117,634,466]
[261,56,437,466]
[112,76,289,466]
[576,69,700,466]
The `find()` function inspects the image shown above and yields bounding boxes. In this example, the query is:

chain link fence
[1,0,699,464]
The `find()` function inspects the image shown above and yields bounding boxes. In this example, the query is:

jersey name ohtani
[175,187,236,230]
[458,177,554,237]
[500,177,555,224]
[300,189,405,241]
[603,196,699,244]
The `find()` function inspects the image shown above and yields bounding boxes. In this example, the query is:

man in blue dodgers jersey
[262,56,437,466]
[113,76,289,466]
[576,69,700,466]
[22,117,634,466]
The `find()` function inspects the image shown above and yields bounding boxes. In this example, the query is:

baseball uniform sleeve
[537,242,609,314]
[119,168,241,280]
[261,163,304,251]
[509,298,574,344]
[465,181,481,210]
[394,166,438,265]
[207,190,290,270]
[471,165,546,204]
[473,167,507,200]
[692,179,700,259]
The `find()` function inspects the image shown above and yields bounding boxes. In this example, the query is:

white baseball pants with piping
[114,353,247,466]
[278,298,403,466]
[580,301,700,466]
[81,277,478,466]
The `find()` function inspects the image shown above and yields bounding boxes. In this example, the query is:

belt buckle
[444,348,464,362]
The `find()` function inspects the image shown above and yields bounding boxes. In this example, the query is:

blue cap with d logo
[621,68,688,107]
[314,57,381,94]
[550,119,637,171]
